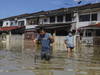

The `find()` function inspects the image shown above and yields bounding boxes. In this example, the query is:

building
[0,2,100,47]
[0,3,100,34]
[0,14,30,34]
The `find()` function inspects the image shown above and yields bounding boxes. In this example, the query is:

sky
[0,0,99,19]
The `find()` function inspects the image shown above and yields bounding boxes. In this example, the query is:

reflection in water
[0,35,100,75]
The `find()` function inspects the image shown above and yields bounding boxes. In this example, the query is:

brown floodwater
[0,35,100,75]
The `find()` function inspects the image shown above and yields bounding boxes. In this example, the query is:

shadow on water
[0,35,100,75]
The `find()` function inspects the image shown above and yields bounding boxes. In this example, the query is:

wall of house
[2,8,100,30]
[3,19,27,27]
[76,11,100,29]
[3,20,11,27]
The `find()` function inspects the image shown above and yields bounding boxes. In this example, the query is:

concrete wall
[3,35,24,50]
[53,36,66,51]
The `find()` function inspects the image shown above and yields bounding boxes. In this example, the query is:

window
[27,18,38,25]
[79,13,97,22]
[79,14,90,22]
[18,21,25,26]
[11,21,15,26]
[91,13,97,21]
[57,15,63,22]
[43,18,48,22]
[0,21,3,27]
[6,22,8,25]
[96,29,100,36]
[28,20,34,25]
[86,32,92,37]
[65,14,72,22]
[85,29,92,37]
[50,16,55,23]
[11,22,13,26]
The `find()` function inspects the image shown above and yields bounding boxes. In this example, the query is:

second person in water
[65,31,75,53]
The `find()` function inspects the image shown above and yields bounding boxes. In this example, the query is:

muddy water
[0,35,100,75]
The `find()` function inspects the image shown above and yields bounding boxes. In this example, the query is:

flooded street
[0,35,100,75]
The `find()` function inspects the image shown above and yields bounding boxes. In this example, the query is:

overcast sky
[0,0,99,19]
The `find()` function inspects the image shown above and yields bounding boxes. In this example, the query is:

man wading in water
[35,28,54,61]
